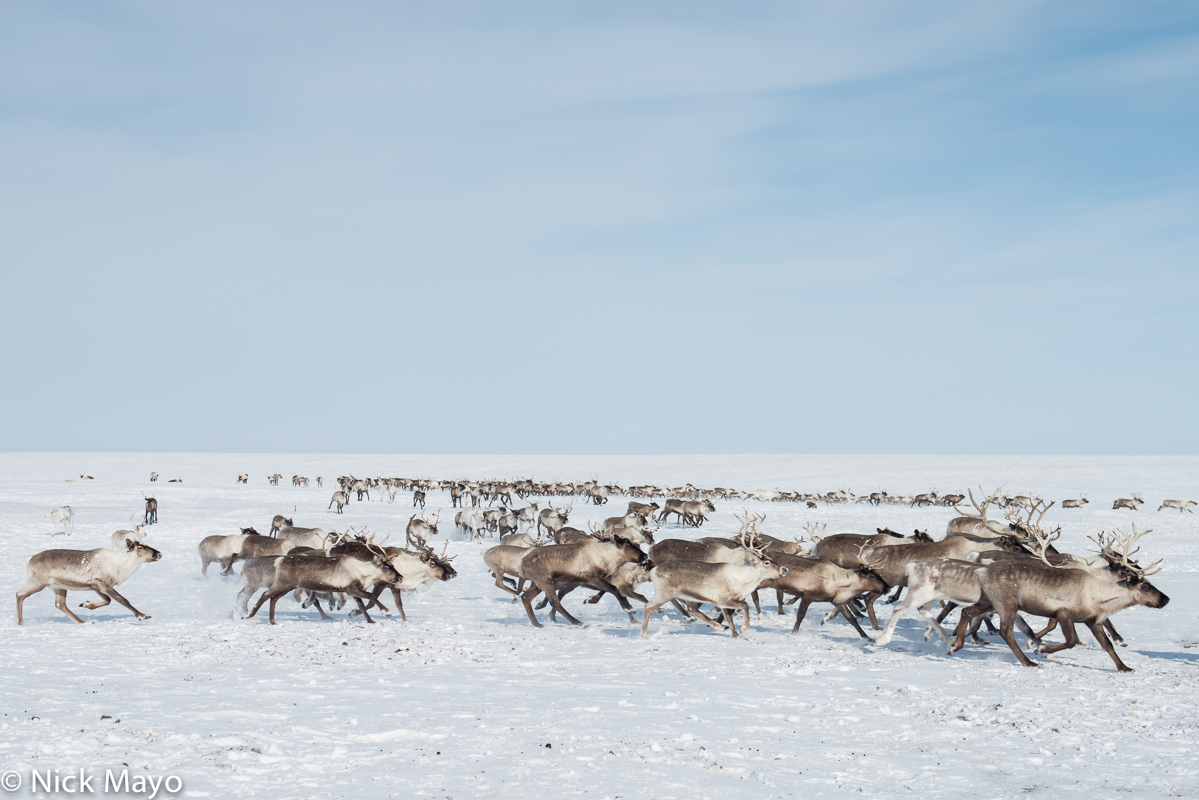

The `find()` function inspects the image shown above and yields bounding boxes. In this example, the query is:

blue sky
[1,2,1196,454]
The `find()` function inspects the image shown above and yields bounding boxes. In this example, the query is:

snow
[1,453,1197,799]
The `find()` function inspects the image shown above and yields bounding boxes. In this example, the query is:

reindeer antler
[1027,524,1063,568]
[1106,523,1163,575]
[954,484,1005,520]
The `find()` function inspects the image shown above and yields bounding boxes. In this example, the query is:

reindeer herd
[18,474,1191,674]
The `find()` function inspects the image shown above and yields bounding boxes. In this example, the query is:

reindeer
[498,511,519,537]
[350,478,370,501]
[198,528,259,576]
[234,549,339,618]
[235,532,298,562]
[17,537,163,624]
[641,530,787,639]
[500,532,539,548]
[681,499,716,527]
[150,472,159,482]
[627,501,659,519]
[270,514,293,537]
[1061,494,1089,509]
[143,495,158,525]
[269,474,282,486]
[757,552,887,639]
[911,491,938,507]
[275,522,331,550]
[413,490,427,509]
[336,530,458,621]
[245,551,401,624]
[455,508,487,541]
[406,512,440,542]
[46,506,74,536]
[1158,499,1196,513]
[536,503,571,539]
[656,499,688,525]
[328,491,349,514]
[1112,495,1143,511]
[484,544,535,597]
[517,536,649,627]
[236,473,248,484]
[951,523,1169,671]
[871,554,1042,652]
[946,486,1013,538]
[515,502,540,531]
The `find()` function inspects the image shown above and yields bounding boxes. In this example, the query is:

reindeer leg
[345,592,375,623]
[390,587,407,622]
[1039,618,1081,655]
[670,599,696,622]
[935,601,957,624]
[309,596,333,620]
[1087,621,1133,672]
[91,583,149,621]
[520,585,545,628]
[688,605,726,632]
[541,580,583,626]
[1104,619,1127,647]
[750,590,762,617]
[995,604,1038,667]
[839,604,873,639]
[949,602,988,654]
[863,592,883,630]
[642,597,671,642]
[791,597,814,634]
[54,588,86,624]
[80,591,112,610]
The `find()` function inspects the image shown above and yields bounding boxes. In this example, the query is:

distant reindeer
[1061,494,1089,509]
[237,474,249,484]
[46,506,75,536]
[413,490,426,509]
[1112,495,1144,511]
[143,495,158,525]
[1158,499,1196,513]
[150,472,159,482]
[268,474,282,486]
[328,491,349,514]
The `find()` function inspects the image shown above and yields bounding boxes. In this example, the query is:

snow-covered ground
[1,453,1197,800]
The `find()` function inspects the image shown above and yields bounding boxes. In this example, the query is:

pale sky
[1,2,1196,454]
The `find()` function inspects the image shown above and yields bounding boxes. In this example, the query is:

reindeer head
[128,539,163,562]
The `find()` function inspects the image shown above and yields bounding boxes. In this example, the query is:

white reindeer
[46,506,74,536]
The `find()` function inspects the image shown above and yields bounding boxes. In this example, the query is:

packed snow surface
[1,453,1197,799]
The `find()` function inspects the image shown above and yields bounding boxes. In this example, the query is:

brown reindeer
[640,529,787,639]
[517,536,648,627]
[245,551,400,624]
[951,523,1168,671]
[17,538,163,625]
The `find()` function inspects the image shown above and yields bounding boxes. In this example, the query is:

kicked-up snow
[1,453,1197,799]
